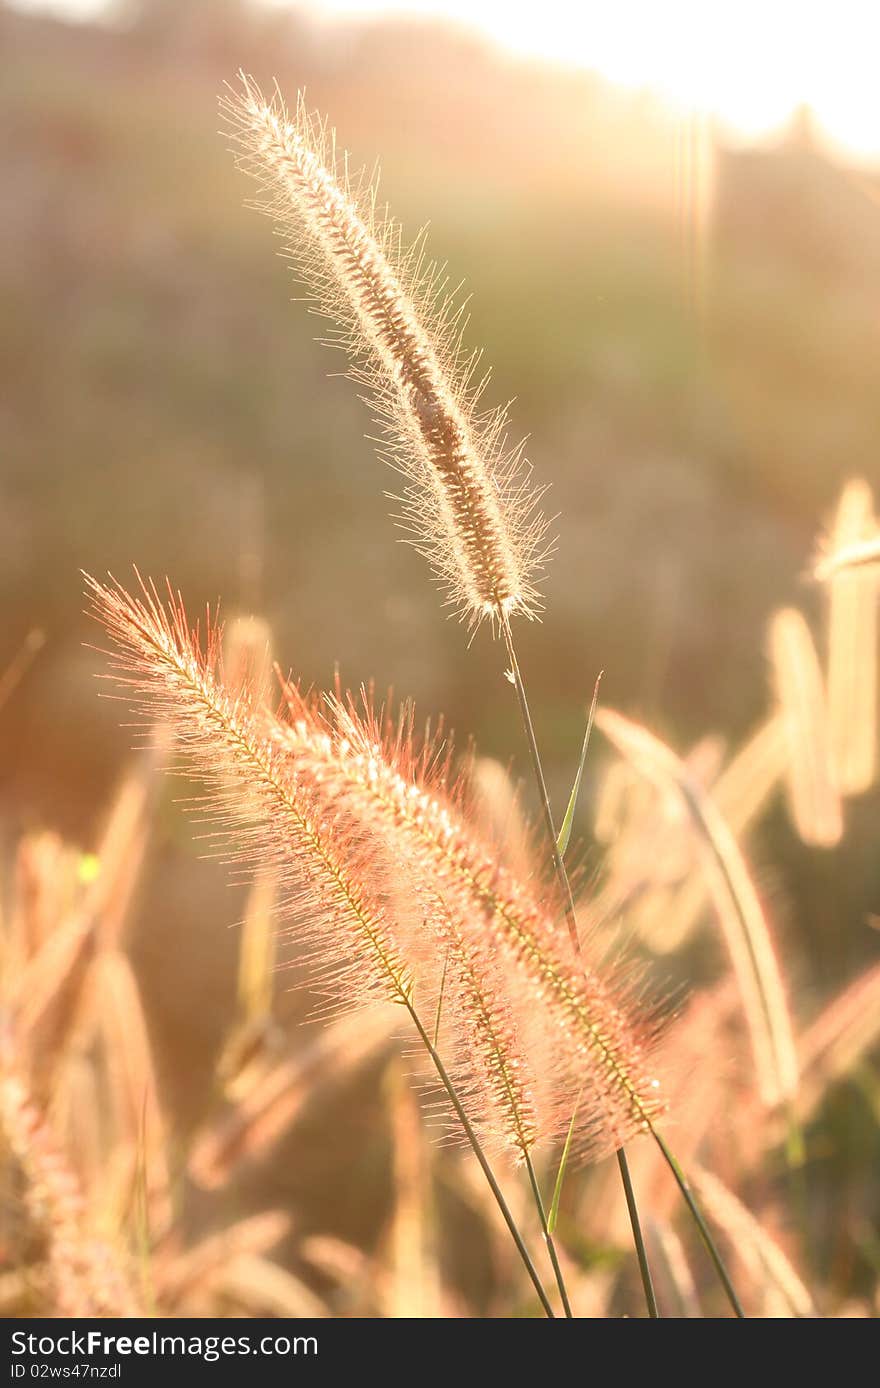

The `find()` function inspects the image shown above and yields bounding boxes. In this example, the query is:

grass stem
[500,615,581,955]
[499,613,656,1318]
[651,1128,745,1317]
[617,1147,659,1317]
[406,1000,555,1317]
[524,1152,574,1317]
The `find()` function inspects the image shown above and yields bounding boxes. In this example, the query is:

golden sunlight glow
[14,0,879,159]
[301,0,880,161]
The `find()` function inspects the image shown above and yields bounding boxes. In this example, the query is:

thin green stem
[651,1128,745,1318]
[500,615,746,1320]
[406,1000,555,1318]
[499,612,656,1318]
[500,615,581,955]
[524,1152,574,1317]
[617,1147,659,1317]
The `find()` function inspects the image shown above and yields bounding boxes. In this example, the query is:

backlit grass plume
[86,575,418,1019]
[220,76,548,629]
[86,576,568,1170]
[276,688,667,1162]
[88,576,664,1170]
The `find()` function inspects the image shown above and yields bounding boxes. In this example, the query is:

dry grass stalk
[636,715,789,955]
[0,627,44,712]
[92,949,171,1237]
[0,1065,140,1316]
[712,714,789,829]
[299,1234,372,1291]
[380,1060,442,1317]
[593,758,645,847]
[213,1254,328,1318]
[823,480,877,795]
[814,532,880,579]
[9,735,164,1092]
[691,1166,816,1317]
[152,1210,290,1307]
[647,1220,701,1317]
[595,708,798,1107]
[221,77,548,629]
[768,607,843,847]
[13,912,96,1094]
[189,1009,395,1189]
[595,735,725,951]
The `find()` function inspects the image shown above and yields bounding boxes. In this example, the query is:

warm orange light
[301,0,880,162]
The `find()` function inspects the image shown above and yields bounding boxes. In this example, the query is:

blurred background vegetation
[1,0,878,1313]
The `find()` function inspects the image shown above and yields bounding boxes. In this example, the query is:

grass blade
[547,1094,580,1235]
[556,673,603,858]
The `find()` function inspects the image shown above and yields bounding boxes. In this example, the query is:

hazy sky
[10,0,880,160]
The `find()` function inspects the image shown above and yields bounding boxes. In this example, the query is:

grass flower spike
[277,690,667,1163]
[87,578,569,1168]
[221,76,548,629]
[85,575,418,1019]
[88,576,664,1169]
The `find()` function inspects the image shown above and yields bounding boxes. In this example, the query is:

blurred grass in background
[1,0,878,1307]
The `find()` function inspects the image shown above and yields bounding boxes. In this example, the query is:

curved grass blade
[556,672,603,859]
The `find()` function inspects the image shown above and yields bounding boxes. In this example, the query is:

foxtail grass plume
[220,77,548,629]
[276,687,667,1162]
[90,575,665,1168]
[88,577,567,1164]
[768,607,843,847]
